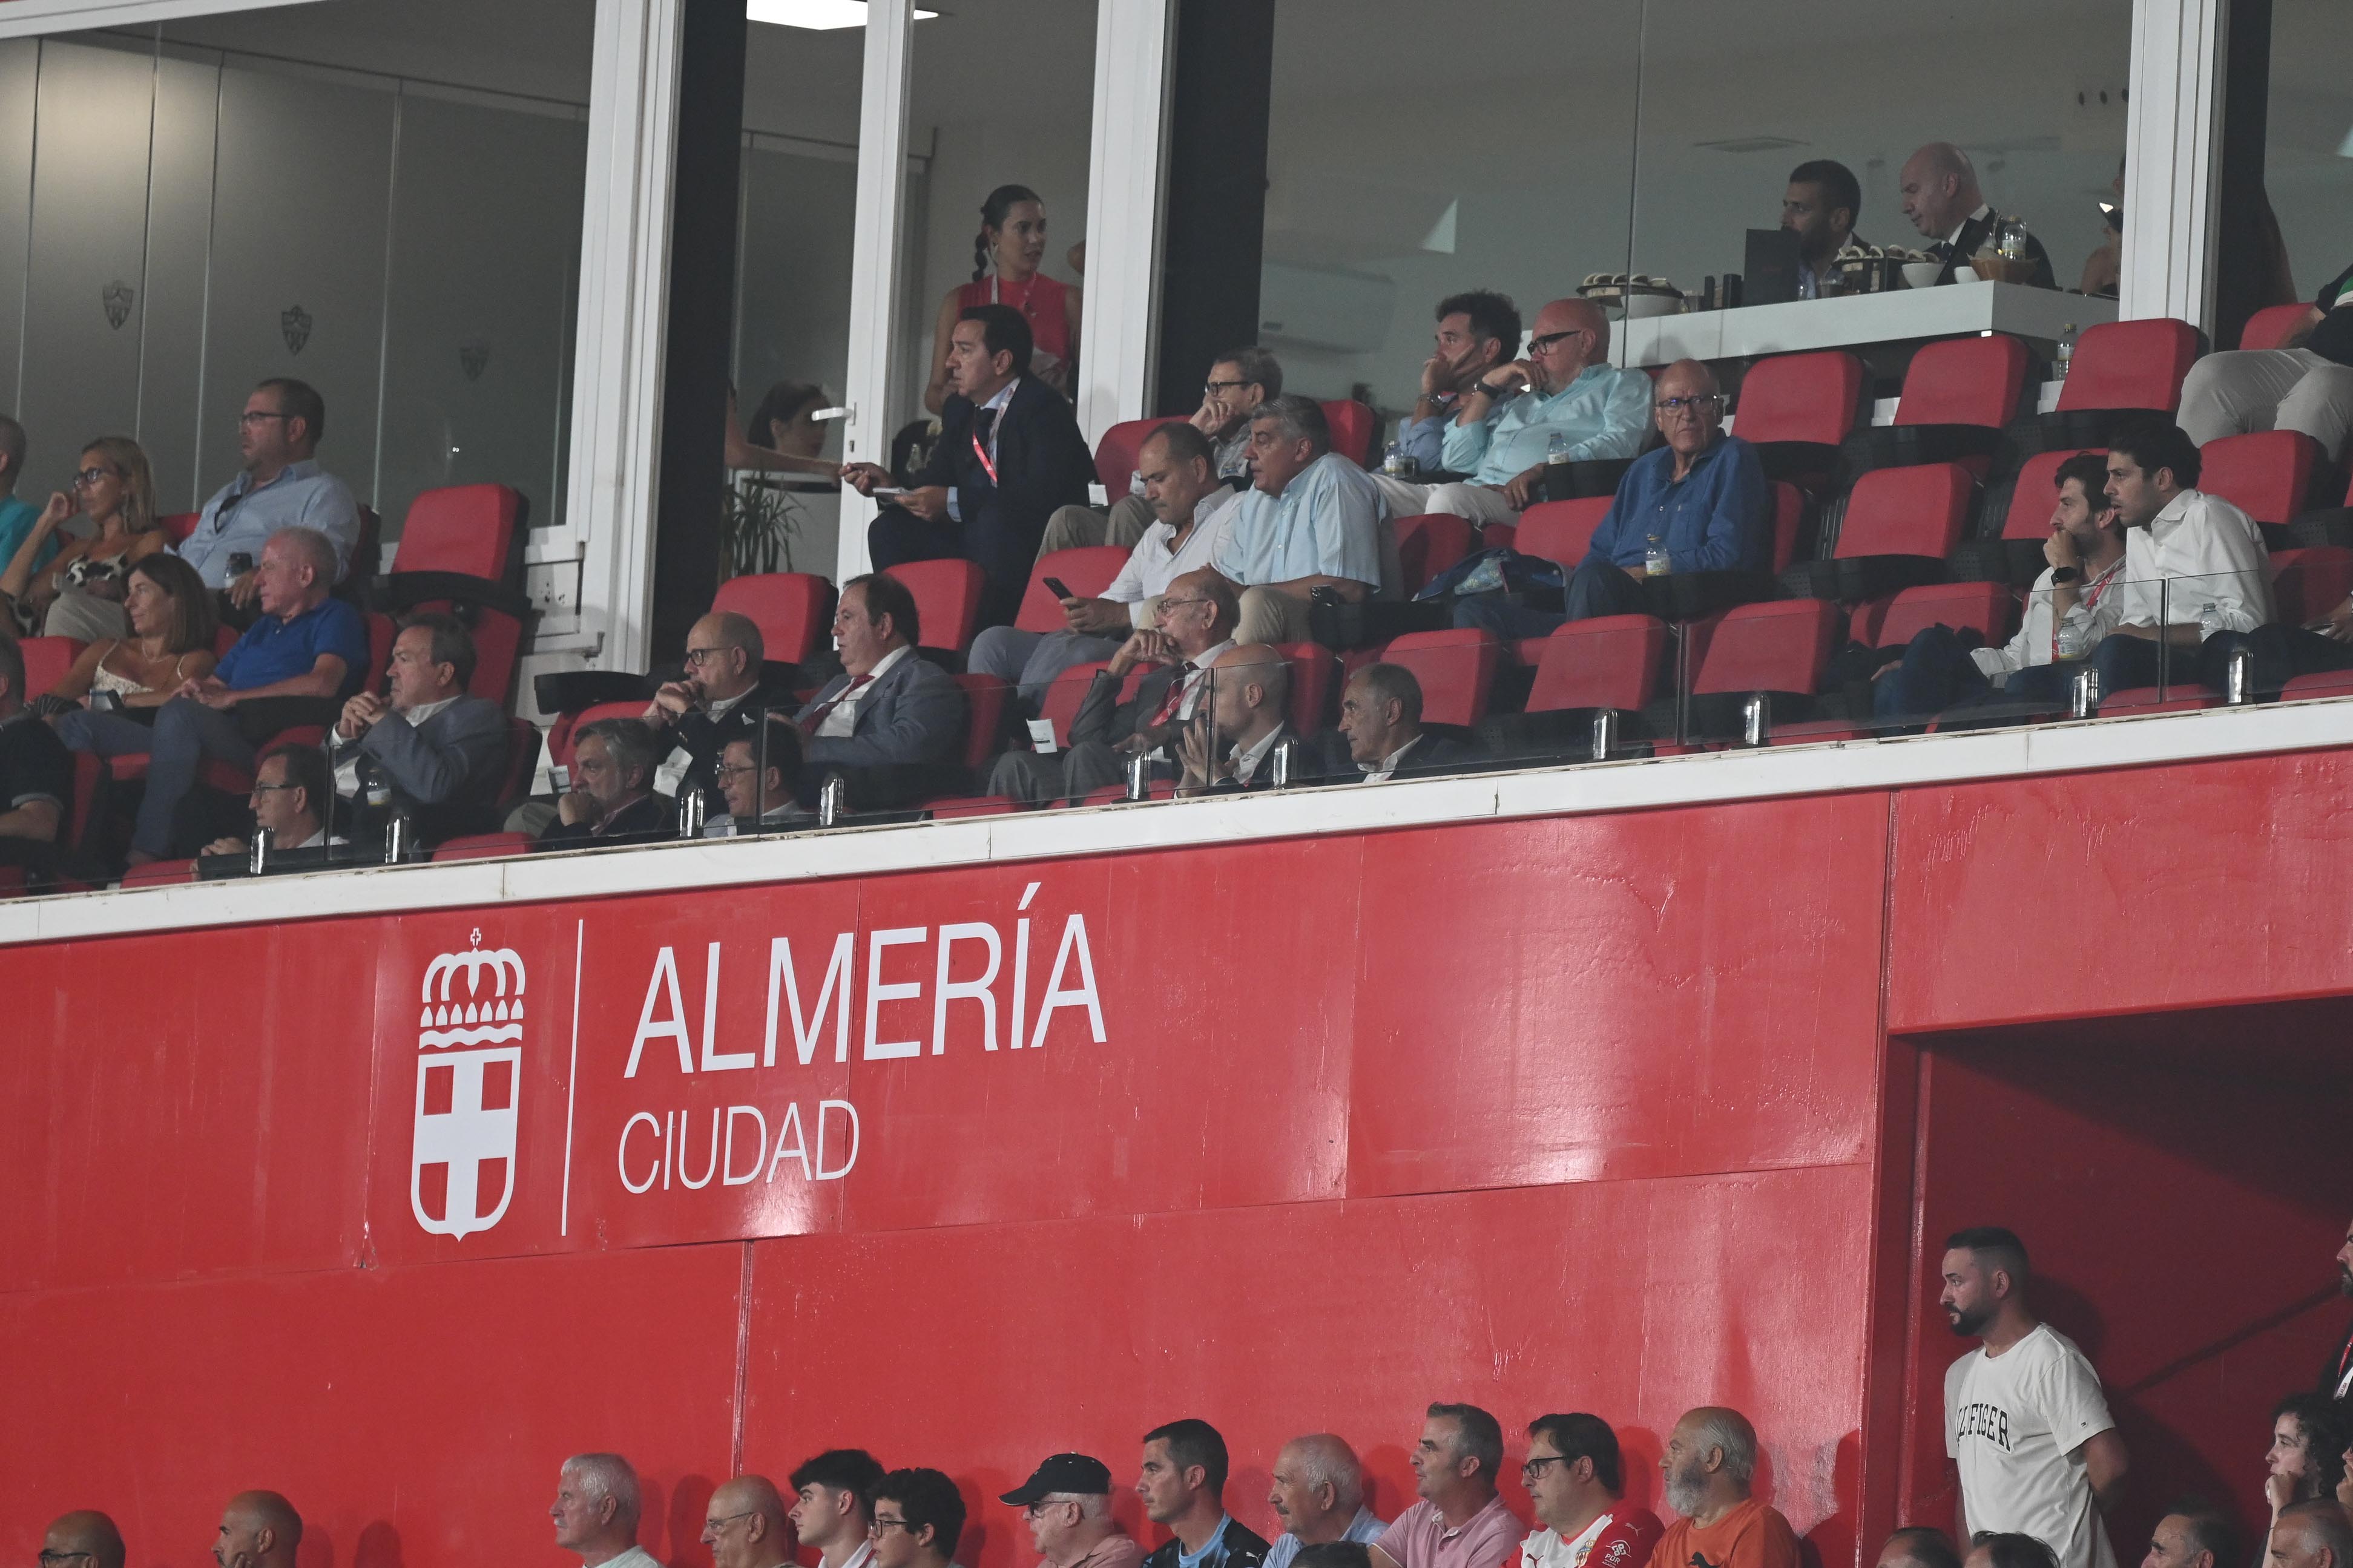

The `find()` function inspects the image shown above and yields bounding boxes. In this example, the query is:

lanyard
[971,424,999,486]
[2052,559,2122,660]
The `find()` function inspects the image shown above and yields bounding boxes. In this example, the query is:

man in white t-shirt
[551,1454,663,1568]
[1941,1227,2130,1568]
[1514,1413,1659,1568]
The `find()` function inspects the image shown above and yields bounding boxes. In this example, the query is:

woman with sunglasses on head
[923,183,1082,415]
[0,435,165,641]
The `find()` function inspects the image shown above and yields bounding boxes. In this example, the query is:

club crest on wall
[102,280,133,330]
[459,340,490,382]
[281,304,313,355]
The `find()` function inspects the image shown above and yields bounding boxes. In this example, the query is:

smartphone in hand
[1042,576,1076,600]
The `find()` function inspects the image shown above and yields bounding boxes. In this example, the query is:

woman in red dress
[923,183,1083,413]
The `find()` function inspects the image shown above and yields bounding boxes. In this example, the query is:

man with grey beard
[1650,1408,1798,1568]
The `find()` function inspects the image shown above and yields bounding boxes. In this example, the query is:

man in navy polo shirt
[62,525,366,864]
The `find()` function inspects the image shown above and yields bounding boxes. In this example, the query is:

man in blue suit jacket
[794,573,968,781]
[846,303,1098,631]
[331,612,508,842]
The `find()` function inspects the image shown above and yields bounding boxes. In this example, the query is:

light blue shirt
[177,458,363,588]
[1395,408,1451,473]
[1179,1518,1245,1568]
[0,494,54,580]
[1263,1507,1389,1568]
[1440,364,1650,485]
[1212,451,1386,588]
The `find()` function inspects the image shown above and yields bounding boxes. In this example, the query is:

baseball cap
[1001,1453,1113,1506]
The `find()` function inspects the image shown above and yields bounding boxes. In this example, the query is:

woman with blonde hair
[1,434,165,641]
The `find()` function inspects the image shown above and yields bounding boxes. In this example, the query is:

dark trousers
[1451,558,1642,641]
[868,496,1037,632]
[1872,624,2074,724]
[2200,624,2353,696]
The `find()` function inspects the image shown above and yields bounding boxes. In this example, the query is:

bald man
[1174,643,1295,795]
[1899,142,2055,289]
[1267,1435,1387,1568]
[644,609,792,825]
[1455,359,1769,642]
[45,1512,125,1568]
[706,1475,798,1568]
[553,1452,660,1568]
[1371,297,1650,528]
[215,1492,301,1568]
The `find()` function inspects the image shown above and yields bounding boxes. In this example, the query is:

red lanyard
[971,426,999,486]
[2052,560,2121,660]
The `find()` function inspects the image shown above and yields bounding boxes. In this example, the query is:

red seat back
[930,795,1018,818]
[2270,548,2353,628]
[2055,318,2200,414]
[1767,482,1806,574]
[1017,546,1133,632]
[1870,582,2019,651]
[1394,514,1474,597]
[1093,416,1186,493]
[548,699,649,775]
[1038,661,1133,749]
[120,857,197,888]
[949,672,1007,769]
[1481,521,1518,554]
[1834,463,1975,560]
[713,572,832,667]
[2198,430,2320,528]
[393,484,526,581]
[2239,303,2312,352]
[1273,641,1337,732]
[1515,498,1614,569]
[159,511,200,545]
[1526,614,1667,714]
[1895,335,2029,430]
[1734,352,1864,446]
[1999,450,2102,540]
[1378,629,1502,726]
[363,611,397,698]
[432,832,535,863]
[495,717,542,811]
[881,559,985,654]
[1320,399,1376,466]
[19,636,85,697]
[1692,599,1843,697]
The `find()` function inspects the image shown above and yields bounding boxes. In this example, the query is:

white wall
[2266,0,2353,305]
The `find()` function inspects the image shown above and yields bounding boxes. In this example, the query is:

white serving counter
[1614,279,2116,369]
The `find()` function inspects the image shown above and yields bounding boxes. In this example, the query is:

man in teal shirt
[1370,297,1649,528]
[0,415,56,581]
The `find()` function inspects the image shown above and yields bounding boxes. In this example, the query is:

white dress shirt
[1229,723,1285,785]
[1105,490,1244,626]
[333,694,461,796]
[2116,488,2271,636]
[1360,732,1427,782]
[1972,556,2127,678]
[818,644,913,738]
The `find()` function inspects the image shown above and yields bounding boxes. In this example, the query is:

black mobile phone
[1042,576,1076,600]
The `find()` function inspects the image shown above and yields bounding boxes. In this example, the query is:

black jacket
[535,792,670,850]
[656,675,798,822]
[1139,1520,1270,1568]
[1071,660,1196,751]
[913,375,1097,551]
[1934,211,2056,289]
[2320,1316,2353,1404]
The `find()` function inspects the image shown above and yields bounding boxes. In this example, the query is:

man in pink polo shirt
[1370,1404,1525,1568]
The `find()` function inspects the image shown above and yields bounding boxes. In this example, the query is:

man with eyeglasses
[870,1469,969,1568]
[537,718,669,848]
[200,740,343,860]
[1003,1452,1141,1568]
[703,1475,798,1568]
[794,573,967,787]
[789,1448,887,1568]
[39,1512,123,1568]
[643,610,791,827]
[1515,1415,1660,1568]
[1454,359,1768,643]
[1039,346,1277,558]
[1371,298,1648,530]
[1265,1434,1388,1568]
[177,378,361,605]
[704,721,811,836]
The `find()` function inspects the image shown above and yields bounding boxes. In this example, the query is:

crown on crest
[418,928,527,1048]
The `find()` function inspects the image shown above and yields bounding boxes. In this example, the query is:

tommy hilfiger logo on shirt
[1955,1402,2014,1449]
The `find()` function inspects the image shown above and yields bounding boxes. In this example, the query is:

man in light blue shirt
[1212,395,1387,644]
[0,414,54,583]
[1264,1436,1387,1568]
[177,377,361,605]
[1394,292,1522,475]
[1373,298,1649,530]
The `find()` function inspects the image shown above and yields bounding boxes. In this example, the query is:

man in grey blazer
[331,611,507,841]
[794,574,968,793]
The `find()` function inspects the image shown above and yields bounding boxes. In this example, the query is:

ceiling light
[748,0,938,28]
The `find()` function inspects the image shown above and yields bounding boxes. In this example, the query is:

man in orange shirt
[1647,1409,1799,1568]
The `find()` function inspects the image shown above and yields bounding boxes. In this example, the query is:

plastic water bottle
[2055,618,2085,660]
[1544,431,1573,502]
[2054,324,2077,380]
[1645,532,1671,577]
[2198,601,2223,640]
[1382,441,1415,479]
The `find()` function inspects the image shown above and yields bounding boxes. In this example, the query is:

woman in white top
[39,551,219,711]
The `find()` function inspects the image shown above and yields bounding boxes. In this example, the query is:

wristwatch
[1475,380,1516,399]
[2049,567,2081,585]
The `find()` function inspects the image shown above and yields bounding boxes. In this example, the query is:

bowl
[1901,261,1943,289]
[1624,290,1682,319]
[1970,255,2038,285]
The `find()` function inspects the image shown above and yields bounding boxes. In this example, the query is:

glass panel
[2266,0,2353,305]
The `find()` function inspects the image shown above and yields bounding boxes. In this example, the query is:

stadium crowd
[30,1228,2353,1568]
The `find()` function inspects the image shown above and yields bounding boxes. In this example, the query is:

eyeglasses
[705,1511,757,1535]
[1157,595,1209,612]
[1653,395,1724,414]
[237,410,291,427]
[717,761,762,781]
[682,648,729,666]
[1521,1456,1571,1483]
[70,465,116,488]
[249,781,302,799]
[1203,379,1251,395]
[870,1517,915,1537]
[1527,329,1587,353]
[1023,1503,1071,1521]
[43,1552,96,1567]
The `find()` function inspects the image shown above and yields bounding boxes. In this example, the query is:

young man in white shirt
[2093,420,2271,697]
[1515,1413,1660,1568]
[789,1449,887,1568]
[1941,1227,2129,1568]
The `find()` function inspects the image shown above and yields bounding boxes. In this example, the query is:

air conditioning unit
[1258,263,1395,353]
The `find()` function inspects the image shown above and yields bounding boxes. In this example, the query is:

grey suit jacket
[795,651,967,769]
[355,694,506,807]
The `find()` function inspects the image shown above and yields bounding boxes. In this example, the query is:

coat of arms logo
[410,928,525,1239]
[102,280,133,330]
[281,304,312,355]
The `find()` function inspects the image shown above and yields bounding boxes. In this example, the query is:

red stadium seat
[1038,661,1126,749]
[1734,352,1864,489]
[2269,548,2353,628]
[2239,303,2314,352]
[1320,399,1377,466]
[1692,599,1843,699]
[930,795,1019,818]
[546,699,648,776]
[1767,481,1806,574]
[1998,451,2100,543]
[392,484,525,582]
[1394,514,1474,597]
[1857,582,2019,651]
[2055,318,2201,415]
[1481,522,1518,554]
[1514,498,1613,570]
[1894,335,2030,431]
[1093,416,1186,494]
[1835,464,1975,563]
[1079,779,1176,807]
[1525,615,1668,715]
[1273,641,1337,732]
[19,636,85,697]
[713,572,832,668]
[432,832,535,862]
[493,717,543,815]
[2101,687,2222,715]
[950,672,1010,770]
[1017,547,1131,633]
[1380,629,1502,726]
[363,611,397,698]
[2283,670,2353,701]
[2198,430,2322,530]
[882,559,985,655]
[159,511,201,545]
[120,858,197,887]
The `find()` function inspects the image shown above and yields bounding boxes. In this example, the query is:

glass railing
[7,564,2348,900]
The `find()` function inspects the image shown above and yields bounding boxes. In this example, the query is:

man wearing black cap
[1137,1419,1270,1568]
[1005,1454,1142,1568]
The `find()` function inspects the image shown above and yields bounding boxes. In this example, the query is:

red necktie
[1149,663,1196,726]
[800,673,873,735]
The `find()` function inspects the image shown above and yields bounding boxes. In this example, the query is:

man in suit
[538,718,668,848]
[1900,142,2055,289]
[847,303,1097,631]
[1327,663,1477,783]
[986,568,1239,806]
[331,612,505,842]
[1175,643,1298,795]
[795,572,967,790]
[642,609,793,825]
[2319,1216,2353,1407]
[704,720,811,838]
